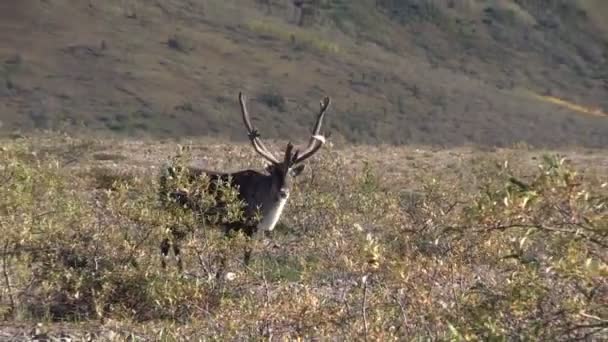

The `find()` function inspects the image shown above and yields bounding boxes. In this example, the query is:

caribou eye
[290,164,306,177]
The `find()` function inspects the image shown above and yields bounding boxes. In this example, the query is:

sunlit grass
[0,134,606,340]
[245,19,340,54]
[528,91,607,117]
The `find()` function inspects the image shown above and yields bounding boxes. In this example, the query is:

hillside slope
[0,0,607,147]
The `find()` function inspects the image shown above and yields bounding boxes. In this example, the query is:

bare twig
[391,292,409,335]
[442,200,461,216]
[0,171,14,189]
[563,322,608,335]
[339,287,350,315]
[124,222,156,266]
[2,240,15,317]
[262,257,270,308]
[579,311,608,323]
[362,274,369,342]
[195,245,213,277]
[260,255,273,340]
[441,222,608,249]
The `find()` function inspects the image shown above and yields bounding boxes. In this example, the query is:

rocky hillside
[1,0,607,147]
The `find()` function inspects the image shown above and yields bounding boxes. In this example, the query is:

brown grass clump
[0,134,606,340]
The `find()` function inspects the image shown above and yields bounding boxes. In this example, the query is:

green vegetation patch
[246,19,340,54]
[0,135,606,340]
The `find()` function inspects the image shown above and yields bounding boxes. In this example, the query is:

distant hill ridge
[0,0,606,147]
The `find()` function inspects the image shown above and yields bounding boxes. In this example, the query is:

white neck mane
[256,196,289,232]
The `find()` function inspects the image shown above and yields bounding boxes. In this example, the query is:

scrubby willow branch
[438,221,607,249]
[362,274,370,342]
[477,222,607,248]
[123,222,157,267]
[2,240,15,316]
[0,172,14,189]
[562,322,608,339]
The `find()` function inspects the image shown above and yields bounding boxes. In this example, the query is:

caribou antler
[239,92,280,164]
[293,96,331,164]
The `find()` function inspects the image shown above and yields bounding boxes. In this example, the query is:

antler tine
[294,96,331,164]
[239,92,280,164]
[284,141,295,165]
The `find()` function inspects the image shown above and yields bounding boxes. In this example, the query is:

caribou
[159,92,331,270]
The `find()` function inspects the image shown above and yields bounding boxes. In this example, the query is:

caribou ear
[290,164,305,177]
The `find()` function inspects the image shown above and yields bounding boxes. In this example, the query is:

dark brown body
[158,163,297,270]
[157,92,331,273]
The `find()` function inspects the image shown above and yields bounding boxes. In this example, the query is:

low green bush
[0,137,605,340]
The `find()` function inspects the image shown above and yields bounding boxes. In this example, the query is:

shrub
[258,91,287,113]
[0,136,605,340]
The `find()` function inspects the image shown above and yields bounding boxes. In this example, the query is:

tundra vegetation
[0,133,606,340]
[2,1,607,340]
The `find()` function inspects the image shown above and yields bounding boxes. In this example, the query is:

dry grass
[0,132,606,340]
[528,92,608,118]
[245,19,341,54]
